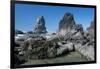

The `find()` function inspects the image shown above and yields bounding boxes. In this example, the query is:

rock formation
[26,31,33,34]
[33,16,47,34]
[59,13,75,36]
[58,12,95,61]
[59,13,75,30]
[87,21,94,32]
[15,29,24,35]
[21,36,75,59]
[87,21,95,41]
[14,13,95,66]
[58,13,84,41]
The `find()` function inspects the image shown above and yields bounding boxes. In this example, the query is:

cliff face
[33,16,47,34]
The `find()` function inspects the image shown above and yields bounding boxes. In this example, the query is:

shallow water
[22,51,89,65]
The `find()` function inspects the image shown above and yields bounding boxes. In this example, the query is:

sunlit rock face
[33,16,47,34]
[58,29,67,36]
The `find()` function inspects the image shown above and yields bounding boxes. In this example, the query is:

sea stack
[58,13,83,37]
[33,16,47,34]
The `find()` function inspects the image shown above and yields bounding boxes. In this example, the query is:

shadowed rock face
[34,16,47,34]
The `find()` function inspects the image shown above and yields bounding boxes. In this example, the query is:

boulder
[57,42,75,55]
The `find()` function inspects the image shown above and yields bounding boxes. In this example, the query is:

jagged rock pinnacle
[33,16,47,34]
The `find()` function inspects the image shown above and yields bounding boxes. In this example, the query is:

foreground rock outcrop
[21,36,75,59]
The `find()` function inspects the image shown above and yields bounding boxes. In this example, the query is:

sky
[15,4,94,33]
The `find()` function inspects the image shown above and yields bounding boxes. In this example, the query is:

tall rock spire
[33,16,47,34]
[59,13,76,31]
[58,12,84,41]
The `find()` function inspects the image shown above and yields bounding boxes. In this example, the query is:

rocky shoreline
[14,12,95,66]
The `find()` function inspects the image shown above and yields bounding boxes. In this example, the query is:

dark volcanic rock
[33,16,47,34]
